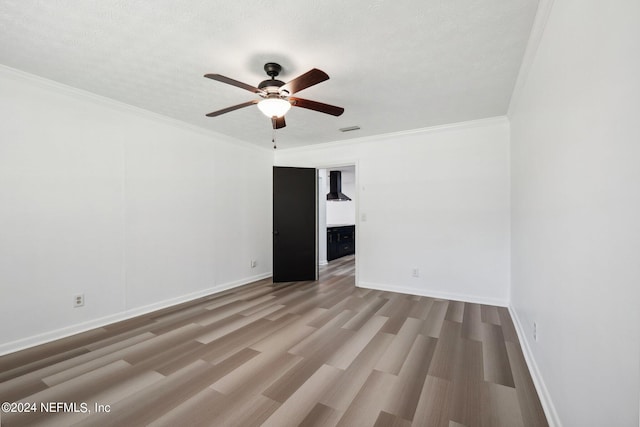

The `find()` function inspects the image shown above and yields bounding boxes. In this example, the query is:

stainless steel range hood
[327,170,352,201]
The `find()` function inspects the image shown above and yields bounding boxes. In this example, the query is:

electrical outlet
[533,322,537,341]
[412,268,419,278]
[250,260,257,268]
[74,294,85,308]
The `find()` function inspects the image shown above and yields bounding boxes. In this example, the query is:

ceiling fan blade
[272,116,286,129]
[205,100,258,117]
[290,97,344,116]
[204,74,263,94]
[281,69,329,95]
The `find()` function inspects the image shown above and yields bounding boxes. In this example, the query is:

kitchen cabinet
[327,225,355,261]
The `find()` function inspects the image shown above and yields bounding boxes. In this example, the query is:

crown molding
[507,0,556,117]
[277,116,510,154]
[0,64,272,153]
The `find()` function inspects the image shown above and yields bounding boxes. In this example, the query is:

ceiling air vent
[339,125,361,132]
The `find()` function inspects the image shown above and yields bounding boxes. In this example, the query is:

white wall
[0,67,273,354]
[326,167,356,226]
[276,118,511,305]
[509,1,640,425]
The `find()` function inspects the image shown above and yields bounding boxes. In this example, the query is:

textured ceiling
[0,0,538,149]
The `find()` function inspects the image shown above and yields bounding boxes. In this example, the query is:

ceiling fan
[204,63,344,130]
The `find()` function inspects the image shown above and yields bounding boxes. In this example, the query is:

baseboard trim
[0,272,272,356]
[508,306,562,427]
[358,281,509,307]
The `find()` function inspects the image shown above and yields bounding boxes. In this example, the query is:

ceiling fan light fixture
[257,97,291,118]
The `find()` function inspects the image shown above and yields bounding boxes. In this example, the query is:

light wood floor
[0,256,547,426]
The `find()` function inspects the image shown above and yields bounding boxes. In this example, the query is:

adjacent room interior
[0,1,638,426]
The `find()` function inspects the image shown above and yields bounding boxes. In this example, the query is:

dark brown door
[273,166,317,282]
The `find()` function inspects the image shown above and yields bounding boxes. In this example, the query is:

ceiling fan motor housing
[258,78,285,92]
[259,63,288,95]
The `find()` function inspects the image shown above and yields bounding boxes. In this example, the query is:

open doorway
[318,165,356,269]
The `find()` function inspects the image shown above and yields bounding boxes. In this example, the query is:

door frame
[315,160,360,285]
[273,160,360,285]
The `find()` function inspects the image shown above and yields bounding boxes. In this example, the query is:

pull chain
[271,117,278,149]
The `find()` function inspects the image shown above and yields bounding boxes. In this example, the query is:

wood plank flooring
[0,256,548,426]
